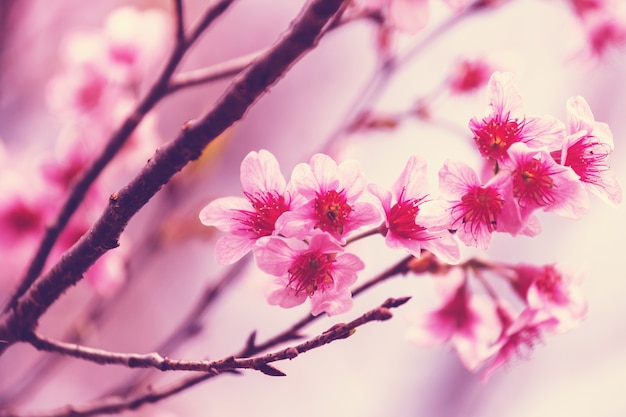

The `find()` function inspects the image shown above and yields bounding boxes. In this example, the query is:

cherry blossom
[512,263,587,332]
[585,13,626,57]
[0,171,53,248]
[503,142,589,220]
[369,156,459,264]
[438,159,527,250]
[275,153,381,243]
[407,270,501,370]
[199,150,291,265]
[447,57,494,94]
[568,0,606,17]
[469,72,565,164]
[102,7,171,84]
[480,307,559,381]
[554,96,622,206]
[253,233,364,316]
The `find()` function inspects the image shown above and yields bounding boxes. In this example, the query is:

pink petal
[239,149,286,194]
[267,281,307,309]
[392,155,429,200]
[420,231,460,265]
[439,159,480,198]
[253,236,302,276]
[310,288,354,316]
[487,72,524,119]
[337,159,366,200]
[215,234,256,265]
[309,153,340,192]
[198,196,250,231]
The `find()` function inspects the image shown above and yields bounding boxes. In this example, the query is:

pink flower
[199,150,291,265]
[275,153,381,243]
[438,160,528,250]
[568,0,605,17]
[369,156,459,264]
[480,307,559,381]
[503,142,589,220]
[102,7,171,84]
[407,271,501,370]
[554,96,622,206]
[253,233,364,316]
[448,57,494,94]
[469,72,565,163]
[0,171,53,248]
[585,14,626,57]
[512,264,587,332]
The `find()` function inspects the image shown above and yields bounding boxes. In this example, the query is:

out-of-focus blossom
[276,153,381,243]
[407,270,501,370]
[200,150,291,265]
[47,64,119,119]
[512,263,587,332]
[369,156,460,264]
[46,6,170,118]
[253,233,364,316]
[503,142,589,220]
[102,7,171,84]
[438,159,527,250]
[0,171,53,248]
[568,0,606,17]
[555,96,622,205]
[448,58,494,94]
[584,13,626,57]
[480,307,559,381]
[469,72,565,163]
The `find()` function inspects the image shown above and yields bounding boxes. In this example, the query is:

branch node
[285,347,299,359]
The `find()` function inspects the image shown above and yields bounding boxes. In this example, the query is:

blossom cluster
[565,0,626,57]
[200,70,620,377]
[0,7,169,297]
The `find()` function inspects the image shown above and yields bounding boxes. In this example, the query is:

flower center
[313,190,352,235]
[4,200,42,236]
[238,191,288,237]
[388,189,427,238]
[563,137,610,185]
[454,186,504,232]
[512,158,556,207]
[472,114,524,161]
[287,251,336,296]
[534,265,567,303]
[436,283,473,332]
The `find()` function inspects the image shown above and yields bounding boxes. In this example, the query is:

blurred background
[1,0,625,416]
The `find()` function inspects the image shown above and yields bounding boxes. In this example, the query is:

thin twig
[4,0,239,314]
[0,0,351,355]
[167,48,268,93]
[0,254,250,408]
[321,0,503,155]
[239,254,414,357]
[2,297,408,417]
[103,254,252,397]
[173,0,185,45]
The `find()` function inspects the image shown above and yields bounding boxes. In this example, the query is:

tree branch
[4,0,239,314]
[167,48,268,93]
[2,297,408,417]
[0,0,350,354]
[239,254,415,357]
[173,0,185,45]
